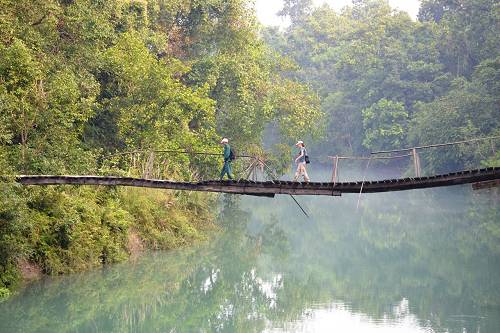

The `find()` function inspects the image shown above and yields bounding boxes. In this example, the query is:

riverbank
[0,182,216,301]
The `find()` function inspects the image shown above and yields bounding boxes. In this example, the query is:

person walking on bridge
[220,138,234,180]
[293,140,310,182]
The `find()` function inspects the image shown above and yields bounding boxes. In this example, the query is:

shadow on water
[0,171,499,332]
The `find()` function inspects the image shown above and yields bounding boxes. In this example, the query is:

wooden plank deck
[14,167,500,197]
[472,179,500,190]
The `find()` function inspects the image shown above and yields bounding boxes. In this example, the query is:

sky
[255,0,422,27]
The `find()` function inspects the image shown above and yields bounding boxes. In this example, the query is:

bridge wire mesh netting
[100,149,311,216]
[98,149,263,182]
[107,149,311,216]
[333,136,500,208]
[329,135,500,184]
[94,135,500,185]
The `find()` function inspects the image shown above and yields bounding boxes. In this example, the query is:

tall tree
[419,0,499,77]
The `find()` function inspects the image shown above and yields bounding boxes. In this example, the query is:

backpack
[303,148,310,164]
[229,147,236,161]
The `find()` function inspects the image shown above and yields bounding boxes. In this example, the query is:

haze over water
[0,178,499,332]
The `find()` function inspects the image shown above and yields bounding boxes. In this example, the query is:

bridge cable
[356,155,373,210]
[289,194,309,218]
[259,159,310,219]
[370,135,500,155]
[107,149,257,159]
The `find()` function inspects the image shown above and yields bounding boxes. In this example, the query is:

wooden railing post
[333,155,339,184]
[333,156,339,184]
[412,148,421,177]
[143,151,155,179]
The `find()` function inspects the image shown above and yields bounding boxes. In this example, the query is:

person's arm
[224,144,230,161]
[295,149,304,163]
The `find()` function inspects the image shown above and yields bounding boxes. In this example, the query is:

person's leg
[293,163,301,181]
[297,163,305,181]
[220,162,227,180]
[227,161,234,179]
[302,164,310,182]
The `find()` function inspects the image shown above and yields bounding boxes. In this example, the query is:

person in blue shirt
[219,138,234,180]
[293,140,310,182]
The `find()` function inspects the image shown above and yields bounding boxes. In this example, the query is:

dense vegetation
[0,0,321,298]
[264,0,499,172]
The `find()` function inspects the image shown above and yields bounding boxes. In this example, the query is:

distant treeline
[264,0,499,172]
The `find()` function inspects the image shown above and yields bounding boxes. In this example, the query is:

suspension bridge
[12,136,500,198]
[15,167,500,198]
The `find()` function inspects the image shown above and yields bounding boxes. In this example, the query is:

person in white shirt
[293,140,310,182]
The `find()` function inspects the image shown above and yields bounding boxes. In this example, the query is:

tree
[419,0,499,77]
[408,58,500,172]
[266,0,498,163]
[278,0,313,24]
[0,0,324,296]
[265,0,447,155]
[362,99,408,151]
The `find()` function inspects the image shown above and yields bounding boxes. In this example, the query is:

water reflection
[267,300,433,333]
[0,185,498,333]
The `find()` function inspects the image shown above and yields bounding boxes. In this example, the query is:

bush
[0,183,214,296]
[0,287,10,301]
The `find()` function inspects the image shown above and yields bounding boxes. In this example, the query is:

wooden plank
[358,169,500,193]
[472,179,500,190]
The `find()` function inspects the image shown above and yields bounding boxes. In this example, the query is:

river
[0,178,499,332]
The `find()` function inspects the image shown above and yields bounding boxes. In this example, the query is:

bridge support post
[143,151,156,179]
[412,148,421,177]
[331,156,339,184]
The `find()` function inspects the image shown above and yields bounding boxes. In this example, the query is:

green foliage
[0,287,9,301]
[419,0,498,77]
[185,40,323,148]
[267,144,294,176]
[0,182,29,291]
[119,187,212,250]
[266,0,498,171]
[100,31,217,158]
[0,0,322,299]
[482,151,500,168]
[270,79,324,141]
[362,99,408,150]
[278,0,313,24]
[0,182,213,296]
[408,59,500,172]
[266,0,448,155]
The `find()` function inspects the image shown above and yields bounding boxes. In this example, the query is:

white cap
[220,138,229,144]
[295,140,304,146]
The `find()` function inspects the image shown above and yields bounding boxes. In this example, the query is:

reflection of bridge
[16,167,500,197]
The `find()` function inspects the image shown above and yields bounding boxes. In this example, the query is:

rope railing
[98,136,499,184]
[328,154,412,160]
[327,154,413,184]
[106,149,257,159]
[328,136,499,183]
[370,135,500,155]
[100,149,263,181]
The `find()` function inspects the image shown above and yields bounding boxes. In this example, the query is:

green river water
[0,181,499,332]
